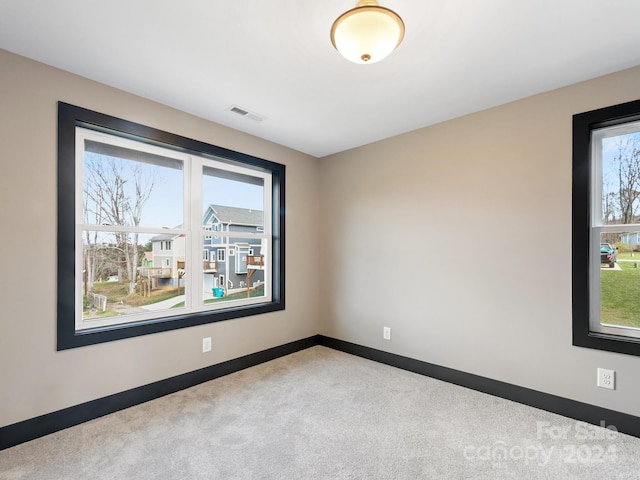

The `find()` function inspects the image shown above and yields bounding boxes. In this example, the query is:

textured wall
[0,49,320,427]
[319,66,640,417]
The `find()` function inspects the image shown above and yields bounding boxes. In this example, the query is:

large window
[58,103,285,350]
[573,99,640,355]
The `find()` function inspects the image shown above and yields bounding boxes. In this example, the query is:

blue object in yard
[213,287,224,298]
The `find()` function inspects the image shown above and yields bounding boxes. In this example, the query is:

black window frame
[57,102,285,350]
[572,98,640,356]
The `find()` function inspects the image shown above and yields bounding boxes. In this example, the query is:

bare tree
[83,185,104,294]
[84,155,155,295]
[602,174,617,224]
[613,136,640,224]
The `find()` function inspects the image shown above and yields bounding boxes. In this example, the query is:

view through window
[592,120,640,336]
[58,103,284,349]
[573,98,640,356]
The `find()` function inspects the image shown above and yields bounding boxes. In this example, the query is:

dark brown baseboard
[3,334,639,451]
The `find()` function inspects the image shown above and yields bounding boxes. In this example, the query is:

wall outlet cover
[597,368,615,390]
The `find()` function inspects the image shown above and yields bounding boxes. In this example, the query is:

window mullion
[187,156,201,310]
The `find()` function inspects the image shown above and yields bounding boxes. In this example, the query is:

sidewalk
[140,295,185,311]
[139,290,215,311]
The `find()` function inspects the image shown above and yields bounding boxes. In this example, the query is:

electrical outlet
[202,337,212,353]
[597,368,615,390]
[383,327,391,340]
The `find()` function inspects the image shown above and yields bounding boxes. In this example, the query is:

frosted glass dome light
[330,0,405,64]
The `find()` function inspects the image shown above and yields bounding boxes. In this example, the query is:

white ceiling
[2,0,640,158]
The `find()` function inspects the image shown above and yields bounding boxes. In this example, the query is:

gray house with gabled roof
[204,204,264,228]
[146,206,266,293]
[203,205,265,292]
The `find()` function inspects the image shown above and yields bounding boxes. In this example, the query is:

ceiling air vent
[230,106,249,116]
[227,105,266,122]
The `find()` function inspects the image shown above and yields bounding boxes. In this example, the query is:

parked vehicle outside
[600,243,617,268]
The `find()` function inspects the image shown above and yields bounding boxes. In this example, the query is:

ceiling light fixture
[330,0,405,64]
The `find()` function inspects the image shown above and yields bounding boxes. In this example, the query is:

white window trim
[589,120,640,340]
[75,127,273,332]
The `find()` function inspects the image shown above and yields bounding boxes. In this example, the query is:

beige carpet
[2,346,640,479]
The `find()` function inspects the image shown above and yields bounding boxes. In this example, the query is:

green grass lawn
[171,285,265,308]
[600,256,640,328]
[85,281,265,316]
[83,281,183,318]
[87,281,183,305]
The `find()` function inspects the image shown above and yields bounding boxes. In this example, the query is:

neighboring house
[620,232,640,246]
[145,232,186,286]
[144,205,265,292]
[202,204,265,292]
[140,251,153,268]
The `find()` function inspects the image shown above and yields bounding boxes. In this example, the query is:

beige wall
[0,49,320,427]
[319,66,640,417]
[3,45,640,429]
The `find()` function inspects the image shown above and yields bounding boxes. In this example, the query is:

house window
[217,249,226,262]
[235,245,250,274]
[57,103,285,350]
[573,98,640,356]
[218,275,225,289]
[203,249,209,261]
